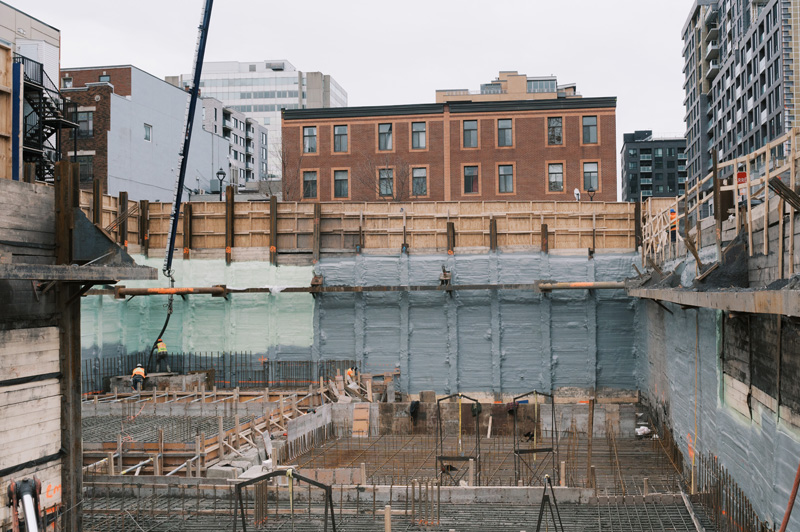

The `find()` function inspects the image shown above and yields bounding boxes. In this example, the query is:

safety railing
[81,353,358,394]
[642,127,798,270]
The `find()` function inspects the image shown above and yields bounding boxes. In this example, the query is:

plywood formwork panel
[0,327,63,527]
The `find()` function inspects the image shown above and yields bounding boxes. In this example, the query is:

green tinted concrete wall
[81,255,315,358]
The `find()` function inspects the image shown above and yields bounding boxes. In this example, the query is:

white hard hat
[136,364,143,368]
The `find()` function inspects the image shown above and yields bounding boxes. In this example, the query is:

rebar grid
[82,415,255,444]
[291,433,681,494]
[81,487,716,532]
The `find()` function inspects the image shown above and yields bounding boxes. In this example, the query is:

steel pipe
[107,281,627,299]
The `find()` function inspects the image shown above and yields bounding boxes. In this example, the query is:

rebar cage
[512,390,560,487]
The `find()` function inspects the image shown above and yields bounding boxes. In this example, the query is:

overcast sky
[24,0,693,199]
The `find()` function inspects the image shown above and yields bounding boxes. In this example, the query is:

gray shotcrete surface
[640,302,800,529]
[316,252,639,395]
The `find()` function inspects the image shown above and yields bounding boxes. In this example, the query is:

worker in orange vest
[669,209,677,242]
[131,364,146,391]
[346,366,357,383]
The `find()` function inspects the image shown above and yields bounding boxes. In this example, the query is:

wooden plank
[0,327,59,353]
[0,380,60,407]
[270,195,278,264]
[225,185,234,264]
[313,202,321,263]
[352,403,370,438]
[183,202,192,260]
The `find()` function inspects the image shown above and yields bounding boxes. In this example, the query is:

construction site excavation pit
[81,389,719,531]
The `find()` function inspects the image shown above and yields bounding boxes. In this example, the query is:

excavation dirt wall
[639,301,800,529]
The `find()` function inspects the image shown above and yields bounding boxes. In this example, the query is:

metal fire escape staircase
[14,53,77,182]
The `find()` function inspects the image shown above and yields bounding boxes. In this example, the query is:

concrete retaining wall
[639,301,800,529]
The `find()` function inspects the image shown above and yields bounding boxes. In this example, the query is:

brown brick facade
[281,100,617,202]
[62,67,132,97]
[59,83,113,193]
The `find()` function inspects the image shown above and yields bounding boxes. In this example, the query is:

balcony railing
[641,190,653,197]
[678,177,687,184]
[678,165,687,172]
[640,166,653,173]
[640,154,652,161]
[678,153,687,160]
[640,178,653,185]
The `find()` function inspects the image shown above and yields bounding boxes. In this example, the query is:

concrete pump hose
[779,458,800,532]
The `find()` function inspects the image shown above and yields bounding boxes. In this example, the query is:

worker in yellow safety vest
[156,338,170,373]
[669,209,677,242]
[131,364,146,391]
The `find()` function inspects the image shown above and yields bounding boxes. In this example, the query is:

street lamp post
[216,168,226,201]
[587,187,596,202]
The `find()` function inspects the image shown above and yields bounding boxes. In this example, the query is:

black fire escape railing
[13,53,78,181]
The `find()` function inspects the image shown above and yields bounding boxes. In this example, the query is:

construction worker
[156,338,170,373]
[346,366,357,384]
[131,364,146,391]
[669,209,677,243]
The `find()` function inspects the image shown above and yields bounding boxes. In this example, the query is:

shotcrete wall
[81,252,640,396]
[81,256,315,359]
[315,252,639,396]
[639,301,800,529]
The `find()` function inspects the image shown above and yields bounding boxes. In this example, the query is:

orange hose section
[779,459,800,532]
[145,288,196,294]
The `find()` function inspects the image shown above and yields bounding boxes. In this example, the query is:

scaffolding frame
[435,393,481,486]
[513,390,560,486]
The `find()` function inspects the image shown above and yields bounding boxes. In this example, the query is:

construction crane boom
[162,0,215,277]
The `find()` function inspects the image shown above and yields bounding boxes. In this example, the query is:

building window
[463,120,478,148]
[667,147,676,157]
[628,161,637,170]
[583,162,599,190]
[144,123,152,142]
[411,122,426,149]
[498,165,513,193]
[334,125,348,152]
[334,170,348,198]
[498,119,512,147]
[99,75,110,82]
[628,148,637,157]
[75,111,93,138]
[62,77,73,89]
[464,166,479,194]
[654,148,663,158]
[76,155,93,182]
[667,160,675,168]
[548,117,562,145]
[379,123,393,151]
[303,126,317,153]
[261,132,267,144]
[412,168,427,196]
[548,163,563,192]
[379,168,393,196]
[303,171,317,198]
[582,116,597,144]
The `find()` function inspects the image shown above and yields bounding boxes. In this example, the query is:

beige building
[0,1,60,82]
[435,71,580,103]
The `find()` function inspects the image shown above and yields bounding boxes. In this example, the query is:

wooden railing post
[541,223,549,254]
[269,195,278,265]
[312,202,321,263]
[446,221,455,254]
[183,201,192,260]
[118,191,128,249]
[139,200,149,258]
[489,217,498,251]
[225,185,235,264]
[92,177,102,225]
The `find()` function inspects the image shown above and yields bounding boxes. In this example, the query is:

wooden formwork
[123,198,637,256]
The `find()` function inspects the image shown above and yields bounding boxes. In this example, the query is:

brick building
[281,98,617,202]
